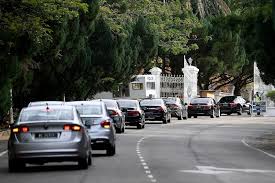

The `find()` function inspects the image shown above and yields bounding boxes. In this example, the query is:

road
[1,115,275,183]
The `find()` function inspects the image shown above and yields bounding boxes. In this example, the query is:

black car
[116,99,145,129]
[163,97,188,120]
[218,96,250,115]
[140,98,171,124]
[188,97,220,118]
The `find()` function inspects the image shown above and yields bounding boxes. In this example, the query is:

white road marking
[136,137,158,183]
[242,139,275,159]
[180,166,275,175]
[148,175,154,178]
[0,150,7,157]
[144,166,149,170]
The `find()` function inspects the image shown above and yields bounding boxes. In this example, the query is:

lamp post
[10,88,14,124]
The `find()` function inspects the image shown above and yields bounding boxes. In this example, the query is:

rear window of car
[102,100,118,109]
[75,105,102,115]
[191,98,211,104]
[219,96,236,103]
[140,99,163,106]
[163,98,177,104]
[117,100,138,108]
[19,108,74,122]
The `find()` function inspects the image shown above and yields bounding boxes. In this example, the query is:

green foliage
[266,90,275,102]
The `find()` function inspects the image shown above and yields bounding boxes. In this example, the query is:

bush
[266,90,275,103]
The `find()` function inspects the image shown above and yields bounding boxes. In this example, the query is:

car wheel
[9,159,25,172]
[178,112,183,120]
[137,123,142,129]
[78,156,89,169]
[88,152,92,166]
[237,107,243,115]
[188,114,192,118]
[216,110,221,118]
[194,115,198,118]
[106,144,116,156]
[227,113,231,115]
[116,127,122,134]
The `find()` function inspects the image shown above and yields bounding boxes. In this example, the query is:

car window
[140,99,163,106]
[190,98,210,104]
[219,96,236,103]
[75,105,102,115]
[19,108,74,122]
[117,100,138,108]
[103,100,118,109]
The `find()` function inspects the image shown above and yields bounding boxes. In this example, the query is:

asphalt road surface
[1,115,275,183]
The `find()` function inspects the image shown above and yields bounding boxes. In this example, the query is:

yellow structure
[200,90,215,98]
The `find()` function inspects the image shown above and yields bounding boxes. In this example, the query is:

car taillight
[188,105,193,109]
[204,105,211,110]
[171,104,179,109]
[11,126,29,133]
[100,120,111,129]
[110,110,118,116]
[230,103,237,107]
[128,111,140,117]
[156,107,164,112]
[63,125,81,131]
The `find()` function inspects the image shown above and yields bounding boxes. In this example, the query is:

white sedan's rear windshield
[20,109,74,121]
[76,105,102,115]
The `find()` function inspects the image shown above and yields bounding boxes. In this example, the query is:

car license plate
[35,132,58,139]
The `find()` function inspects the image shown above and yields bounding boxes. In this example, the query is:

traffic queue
[7,96,250,172]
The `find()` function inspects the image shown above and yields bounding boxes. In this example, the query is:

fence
[160,74,184,98]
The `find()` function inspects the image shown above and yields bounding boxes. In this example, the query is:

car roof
[23,105,74,111]
[65,101,103,106]
[117,99,138,102]
[28,101,64,107]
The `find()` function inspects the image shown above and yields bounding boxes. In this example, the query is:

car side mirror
[141,106,147,111]
[121,108,128,113]
[84,121,91,128]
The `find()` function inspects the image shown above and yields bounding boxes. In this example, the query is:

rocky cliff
[188,0,231,18]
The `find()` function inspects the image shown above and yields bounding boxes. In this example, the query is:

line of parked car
[7,95,250,172]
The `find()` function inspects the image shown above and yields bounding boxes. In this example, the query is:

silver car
[95,99,125,133]
[8,105,92,172]
[66,101,116,156]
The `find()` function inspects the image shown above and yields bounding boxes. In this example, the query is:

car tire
[188,114,192,118]
[106,144,116,156]
[216,110,221,118]
[177,112,183,120]
[210,109,215,118]
[227,113,231,115]
[9,159,25,172]
[78,156,89,169]
[116,127,122,134]
[137,124,142,129]
[88,153,92,166]
[237,107,243,115]
[194,116,198,118]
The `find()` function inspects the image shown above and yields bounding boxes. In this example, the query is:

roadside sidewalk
[0,130,9,153]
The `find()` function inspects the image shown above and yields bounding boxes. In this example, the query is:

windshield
[75,105,102,115]
[117,100,138,108]
[191,98,210,104]
[140,99,163,106]
[19,108,74,122]
[219,96,236,103]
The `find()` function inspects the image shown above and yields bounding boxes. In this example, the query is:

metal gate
[160,74,184,98]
